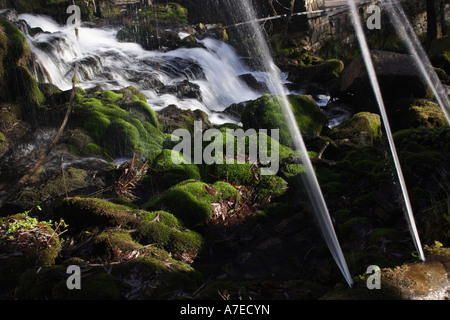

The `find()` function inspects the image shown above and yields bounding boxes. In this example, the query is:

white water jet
[347,0,425,261]
[378,0,450,124]
[222,0,353,287]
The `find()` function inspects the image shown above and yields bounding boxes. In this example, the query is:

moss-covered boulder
[53,197,142,232]
[241,94,328,146]
[111,254,204,299]
[133,210,204,256]
[331,112,382,148]
[146,149,201,188]
[0,19,44,117]
[144,180,240,227]
[286,59,345,89]
[70,89,166,158]
[12,168,92,210]
[407,99,448,129]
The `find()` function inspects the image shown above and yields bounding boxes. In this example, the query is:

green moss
[144,180,239,227]
[52,272,123,300]
[73,91,165,158]
[93,229,141,261]
[15,265,66,299]
[408,99,447,128]
[287,59,345,88]
[16,168,88,209]
[331,112,382,147]
[0,19,30,66]
[101,90,123,103]
[112,255,203,299]
[146,149,201,188]
[118,86,148,103]
[82,142,103,156]
[138,2,188,25]
[0,213,61,267]
[53,197,143,232]
[241,94,328,146]
[134,219,204,256]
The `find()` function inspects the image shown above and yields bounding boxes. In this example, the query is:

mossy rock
[111,255,203,299]
[92,229,142,261]
[0,18,30,67]
[287,59,345,88]
[331,112,382,148]
[134,212,204,256]
[143,180,239,227]
[117,24,194,51]
[15,265,67,299]
[53,197,143,233]
[241,94,328,146]
[137,2,189,25]
[146,149,201,188]
[52,272,123,300]
[14,168,90,209]
[0,19,44,116]
[0,103,20,132]
[72,90,166,158]
[407,99,448,128]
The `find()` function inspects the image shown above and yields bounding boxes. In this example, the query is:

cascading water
[20,13,267,125]
[347,0,425,261]
[378,0,450,124]
[221,0,354,287]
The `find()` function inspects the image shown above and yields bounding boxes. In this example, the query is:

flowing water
[20,14,270,124]
[379,0,450,124]
[347,0,425,261]
[221,0,354,287]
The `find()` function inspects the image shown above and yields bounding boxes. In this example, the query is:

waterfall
[347,0,425,261]
[19,13,267,125]
[221,0,354,287]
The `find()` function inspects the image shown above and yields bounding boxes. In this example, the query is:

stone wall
[306,0,450,51]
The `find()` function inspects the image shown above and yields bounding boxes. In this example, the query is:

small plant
[424,241,444,255]
[0,206,68,247]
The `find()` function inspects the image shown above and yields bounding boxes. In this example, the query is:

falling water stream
[347,0,425,261]
[222,0,354,287]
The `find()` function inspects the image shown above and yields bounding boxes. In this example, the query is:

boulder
[333,51,432,112]
[241,94,328,146]
[330,112,382,148]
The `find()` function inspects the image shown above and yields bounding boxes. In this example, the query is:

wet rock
[159,79,202,101]
[330,112,382,148]
[157,104,212,134]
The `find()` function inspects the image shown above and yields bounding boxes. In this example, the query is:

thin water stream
[222,0,354,287]
[347,0,425,261]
